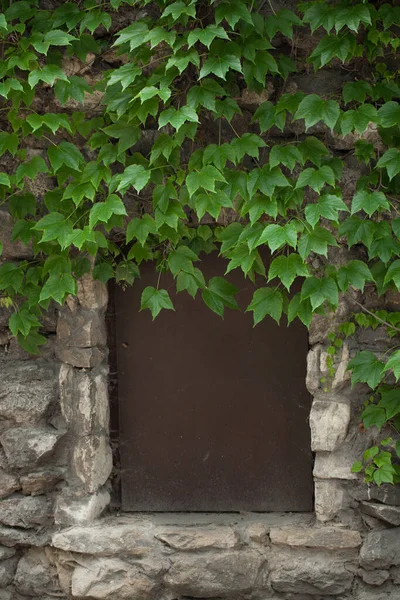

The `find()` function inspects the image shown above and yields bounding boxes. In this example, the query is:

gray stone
[270,525,361,550]
[156,525,238,550]
[0,525,51,548]
[0,427,62,469]
[354,582,400,599]
[360,528,400,569]
[55,345,107,368]
[391,565,400,583]
[0,361,58,424]
[0,589,13,600]
[0,556,18,588]
[309,401,350,452]
[77,273,108,310]
[359,568,389,586]
[164,551,267,597]
[360,502,400,526]
[0,211,32,259]
[71,558,155,599]
[20,468,65,496]
[269,548,355,595]
[0,496,50,529]
[73,435,113,493]
[306,346,321,393]
[347,481,400,506]
[0,470,20,499]
[59,365,109,434]
[0,548,15,561]
[54,489,110,526]
[52,520,154,556]
[14,548,60,596]
[57,308,106,347]
[314,480,352,522]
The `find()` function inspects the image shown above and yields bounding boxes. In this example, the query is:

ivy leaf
[377,149,400,180]
[361,404,387,430]
[89,195,127,229]
[194,190,233,220]
[298,137,330,167]
[246,287,283,325]
[34,212,73,247]
[48,141,84,173]
[199,54,242,80]
[230,133,265,163]
[159,106,199,131]
[269,145,303,171]
[379,388,400,420]
[295,166,335,193]
[215,0,253,28]
[113,21,149,50]
[253,101,277,133]
[162,1,196,21]
[258,223,298,253]
[337,260,373,292]
[309,35,353,67]
[373,463,396,486]
[187,79,225,111]
[176,268,205,298]
[335,4,372,32]
[0,173,11,187]
[115,164,150,194]
[187,24,229,48]
[340,105,378,136]
[15,156,49,185]
[140,286,174,319]
[343,81,372,104]
[287,293,313,328]
[383,259,400,290]
[166,49,200,74]
[126,214,157,245]
[338,217,375,249]
[301,276,339,310]
[186,165,226,197]
[378,102,400,128]
[347,351,385,389]
[28,65,68,88]
[40,272,77,305]
[268,254,308,291]
[168,246,198,277]
[298,227,338,260]
[351,190,390,217]
[9,308,40,337]
[202,277,239,317]
[294,94,340,130]
[93,262,114,284]
[44,29,77,46]
[305,194,348,228]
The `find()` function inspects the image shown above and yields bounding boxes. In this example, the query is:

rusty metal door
[115,253,313,512]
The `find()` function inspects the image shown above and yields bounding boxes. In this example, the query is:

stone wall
[0,219,399,599]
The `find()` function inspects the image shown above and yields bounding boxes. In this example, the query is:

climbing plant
[0,0,399,483]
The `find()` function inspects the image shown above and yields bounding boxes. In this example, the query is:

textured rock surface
[0,496,50,529]
[54,489,110,526]
[309,401,350,451]
[360,528,400,569]
[156,525,238,550]
[14,548,60,596]
[0,556,18,588]
[0,427,62,469]
[270,525,361,550]
[71,558,155,600]
[164,551,267,596]
[360,502,400,526]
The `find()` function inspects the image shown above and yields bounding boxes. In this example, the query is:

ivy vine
[0,0,400,484]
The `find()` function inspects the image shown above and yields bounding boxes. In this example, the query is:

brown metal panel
[115,253,313,512]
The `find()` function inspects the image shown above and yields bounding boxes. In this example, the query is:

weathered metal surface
[115,254,313,511]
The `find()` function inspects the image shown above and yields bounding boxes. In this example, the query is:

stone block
[54,489,110,526]
[0,548,15,561]
[0,361,58,424]
[73,435,113,493]
[14,548,60,596]
[77,273,108,311]
[360,528,400,569]
[57,308,106,348]
[0,525,51,548]
[55,345,107,368]
[314,480,351,522]
[269,547,355,596]
[354,582,400,599]
[347,481,400,506]
[309,401,350,452]
[0,427,62,469]
[0,470,20,499]
[391,565,400,583]
[0,211,32,259]
[20,468,65,496]
[331,343,351,390]
[59,365,109,434]
[360,502,400,526]
[0,556,18,588]
[164,551,267,597]
[306,346,321,393]
[359,568,389,586]
[156,525,238,550]
[270,525,361,550]
[0,496,50,529]
[71,558,155,600]
[52,520,154,556]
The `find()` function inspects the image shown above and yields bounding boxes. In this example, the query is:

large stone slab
[360,528,400,569]
[270,525,361,550]
[52,520,154,556]
[156,525,238,550]
[269,548,355,595]
[14,548,61,596]
[360,502,400,526]
[0,496,50,529]
[164,551,267,597]
[71,558,155,600]
[310,401,350,452]
[0,361,58,424]
[0,427,62,469]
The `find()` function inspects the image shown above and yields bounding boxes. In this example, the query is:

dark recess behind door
[115,253,313,512]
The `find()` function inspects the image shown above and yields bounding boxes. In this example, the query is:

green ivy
[0,0,400,483]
